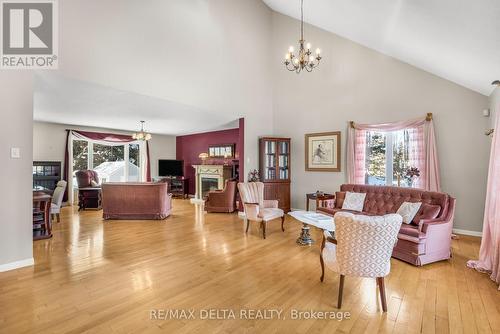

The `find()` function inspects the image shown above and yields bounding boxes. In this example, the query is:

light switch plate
[10,147,20,159]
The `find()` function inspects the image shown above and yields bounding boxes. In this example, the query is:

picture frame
[305,131,341,172]
[208,144,235,158]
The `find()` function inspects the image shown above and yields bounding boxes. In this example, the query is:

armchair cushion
[258,208,284,221]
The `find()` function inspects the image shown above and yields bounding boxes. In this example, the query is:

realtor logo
[1,0,58,68]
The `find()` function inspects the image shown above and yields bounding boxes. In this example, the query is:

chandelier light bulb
[315,48,321,54]
[285,53,290,60]
[309,56,314,62]
[289,46,294,53]
[306,43,311,50]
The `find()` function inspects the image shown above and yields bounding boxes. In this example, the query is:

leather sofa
[317,184,456,266]
[102,182,172,220]
[204,180,237,213]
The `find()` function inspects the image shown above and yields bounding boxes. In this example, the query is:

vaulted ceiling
[263,0,500,96]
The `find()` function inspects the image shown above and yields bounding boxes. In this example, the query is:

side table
[306,193,335,211]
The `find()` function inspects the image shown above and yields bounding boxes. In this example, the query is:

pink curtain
[346,115,440,191]
[467,112,500,289]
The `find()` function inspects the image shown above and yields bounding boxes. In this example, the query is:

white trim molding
[0,258,34,272]
[453,228,483,237]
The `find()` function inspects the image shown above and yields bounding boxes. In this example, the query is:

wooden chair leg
[245,219,250,233]
[281,216,285,232]
[377,277,387,312]
[57,213,60,222]
[320,234,326,282]
[262,221,266,239]
[320,254,325,282]
[337,275,345,309]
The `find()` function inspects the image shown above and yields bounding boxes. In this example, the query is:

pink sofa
[102,182,172,220]
[317,184,456,266]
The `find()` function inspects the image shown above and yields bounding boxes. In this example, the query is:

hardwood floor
[0,199,499,333]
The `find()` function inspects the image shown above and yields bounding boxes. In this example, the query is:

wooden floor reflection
[0,199,499,333]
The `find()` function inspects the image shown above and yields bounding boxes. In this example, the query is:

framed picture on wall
[208,144,235,158]
[305,132,341,172]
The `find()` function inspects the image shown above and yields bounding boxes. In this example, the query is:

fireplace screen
[201,177,219,197]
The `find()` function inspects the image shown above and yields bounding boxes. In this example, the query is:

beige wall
[0,72,34,269]
[271,12,490,233]
[33,122,176,179]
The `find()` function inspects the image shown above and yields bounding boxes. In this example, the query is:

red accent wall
[176,124,243,195]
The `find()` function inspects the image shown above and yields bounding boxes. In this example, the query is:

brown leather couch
[102,182,172,220]
[205,180,237,213]
[317,184,455,266]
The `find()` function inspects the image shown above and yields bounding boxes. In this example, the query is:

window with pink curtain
[347,115,440,192]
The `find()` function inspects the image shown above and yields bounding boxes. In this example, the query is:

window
[72,139,142,186]
[365,129,412,187]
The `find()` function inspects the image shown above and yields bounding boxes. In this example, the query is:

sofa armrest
[263,199,279,208]
[243,203,260,221]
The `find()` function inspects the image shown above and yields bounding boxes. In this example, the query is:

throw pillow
[412,203,441,225]
[397,202,422,224]
[341,192,366,211]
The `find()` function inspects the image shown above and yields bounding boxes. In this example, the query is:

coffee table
[288,210,335,246]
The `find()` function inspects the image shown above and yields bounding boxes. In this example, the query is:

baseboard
[452,228,482,237]
[0,257,34,272]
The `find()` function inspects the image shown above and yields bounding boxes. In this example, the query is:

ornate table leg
[296,222,314,246]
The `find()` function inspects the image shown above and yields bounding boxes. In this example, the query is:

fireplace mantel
[190,165,231,204]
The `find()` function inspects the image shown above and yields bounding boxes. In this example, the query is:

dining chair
[50,180,67,222]
[320,212,402,312]
[237,182,285,239]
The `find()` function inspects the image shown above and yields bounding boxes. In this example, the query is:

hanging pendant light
[284,0,322,73]
[132,120,152,141]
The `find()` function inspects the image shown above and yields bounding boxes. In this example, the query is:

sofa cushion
[342,192,366,211]
[412,203,441,225]
[397,202,422,224]
[398,224,426,239]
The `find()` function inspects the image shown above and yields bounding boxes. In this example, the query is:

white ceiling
[264,0,500,96]
[34,73,239,136]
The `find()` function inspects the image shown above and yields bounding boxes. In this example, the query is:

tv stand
[157,176,189,199]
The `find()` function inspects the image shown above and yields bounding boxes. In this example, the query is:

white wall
[271,13,490,233]
[489,87,500,128]
[57,0,274,174]
[0,72,34,269]
[33,121,176,179]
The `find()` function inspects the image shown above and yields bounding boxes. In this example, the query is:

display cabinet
[259,137,291,212]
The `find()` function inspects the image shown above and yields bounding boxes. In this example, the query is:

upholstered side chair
[320,212,402,312]
[205,180,237,213]
[50,180,67,222]
[237,182,285,239]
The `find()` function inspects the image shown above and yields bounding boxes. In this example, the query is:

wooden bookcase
[259,137,291,212]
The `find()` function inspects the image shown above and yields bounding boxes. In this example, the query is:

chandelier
[132,120,152,141]
[284,0,322,73]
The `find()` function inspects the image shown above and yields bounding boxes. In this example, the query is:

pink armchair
[237,182,285,239]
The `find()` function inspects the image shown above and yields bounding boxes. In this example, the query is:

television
[158,159,184,177]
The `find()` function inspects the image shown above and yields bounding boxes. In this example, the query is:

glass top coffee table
[288,210,335,246]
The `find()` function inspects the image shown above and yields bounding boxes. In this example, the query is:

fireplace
[191,165,232,204]
[201,177,219,198]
